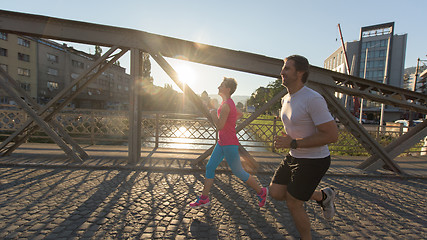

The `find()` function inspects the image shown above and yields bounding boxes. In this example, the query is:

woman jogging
[189,77,268,208]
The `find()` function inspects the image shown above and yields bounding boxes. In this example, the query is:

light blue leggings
[205,143,250,182]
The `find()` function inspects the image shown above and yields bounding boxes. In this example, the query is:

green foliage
[247,78,283,115]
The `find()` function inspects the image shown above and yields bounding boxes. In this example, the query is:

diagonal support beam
[147,51,214,124]
[0,64,88,160]
[236,88,287,132]
[0,47,128,157]
[358,119,427,171]
[0,69,83,162]
[315,85,404,174]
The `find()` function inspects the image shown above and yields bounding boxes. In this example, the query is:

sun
[175,64,196,85]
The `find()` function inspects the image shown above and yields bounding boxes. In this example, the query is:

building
[324,22,407,122]
[419,69,427,94]
[0,33,130,109]
[0,33,38,103]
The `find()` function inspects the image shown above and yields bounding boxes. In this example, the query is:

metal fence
[0,109,425,156]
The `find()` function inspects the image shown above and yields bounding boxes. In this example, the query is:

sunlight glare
[175,64,196,85]
[178,126,191,138]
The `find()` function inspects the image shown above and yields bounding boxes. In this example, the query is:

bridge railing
[0,109,424,156]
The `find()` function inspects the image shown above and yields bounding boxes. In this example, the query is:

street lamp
[379,37,392,129]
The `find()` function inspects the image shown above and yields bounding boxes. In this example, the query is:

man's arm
[274,120,338,149]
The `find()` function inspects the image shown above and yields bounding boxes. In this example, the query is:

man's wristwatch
[290,139,298,149]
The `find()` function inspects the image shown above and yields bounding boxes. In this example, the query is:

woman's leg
[245,175,261,194]
[201,178,214,196]
[203,143,225,195]
[223,145,261,193]
[190,144,225,208]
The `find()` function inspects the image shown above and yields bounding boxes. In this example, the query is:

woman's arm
[211,104,230,130]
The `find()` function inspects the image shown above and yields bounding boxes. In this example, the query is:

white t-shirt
[280,86,334,158]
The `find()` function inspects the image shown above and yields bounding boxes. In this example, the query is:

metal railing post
[91,111,95,145]
[155,113,159,148]
[272,116,277,153]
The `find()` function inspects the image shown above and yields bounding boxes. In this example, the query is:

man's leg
[286,191,312,240]
[269,155,292,201]
[310,190,323,202]
[269,182,287,201]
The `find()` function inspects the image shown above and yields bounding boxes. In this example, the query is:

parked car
[413,119,424,126]
[394,119,409,127]
[355,117,366,124]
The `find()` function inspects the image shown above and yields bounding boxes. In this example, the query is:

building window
[71,73,79,79]
[47,68,58,76]
[18,53,30,62]
[17,37,30,47]
[72,60,84,69]
[17,67,30,77]
[0,32,7,41]
[47,53,58,63]
[0,64,7,72]
[0,48,7,57]
[47,81,59,91]
[20,83,31,91]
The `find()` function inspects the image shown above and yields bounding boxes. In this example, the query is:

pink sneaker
[189,195,210,208]
[257,187,268,207]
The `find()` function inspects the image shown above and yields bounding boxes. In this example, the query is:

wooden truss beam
[0,67,88,160]
[0,68,83,162]
[0,10,425,174]
[357,120,427,171]
[315,85,403,174]
[0,46,127,158]
[0,10,424,113]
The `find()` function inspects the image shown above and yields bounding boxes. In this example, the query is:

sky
[2,1,426,96]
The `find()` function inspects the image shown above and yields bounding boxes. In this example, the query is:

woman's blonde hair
[223,77,237,95]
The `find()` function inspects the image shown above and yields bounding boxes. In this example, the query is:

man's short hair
[223,77,237,95]
[286,55,310,83]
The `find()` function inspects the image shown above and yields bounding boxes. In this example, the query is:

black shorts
[271,154,331,201]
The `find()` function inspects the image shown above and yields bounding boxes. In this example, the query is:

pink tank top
[217,98,239,146]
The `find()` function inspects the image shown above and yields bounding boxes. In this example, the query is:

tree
[200,91,211,108]
[94,45,102,58]
[247,87,269,111]
[247,78,283,115]
[236,102,244,111]
[140,53,154,110]
[142,53,153,84]
[266,78,283,114]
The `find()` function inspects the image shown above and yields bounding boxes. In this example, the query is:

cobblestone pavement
[0,166,426,239]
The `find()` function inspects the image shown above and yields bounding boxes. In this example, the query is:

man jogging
[269,55,338,240]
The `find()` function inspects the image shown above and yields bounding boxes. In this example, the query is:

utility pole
[338,24,350,73]
[338,24,353,112]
